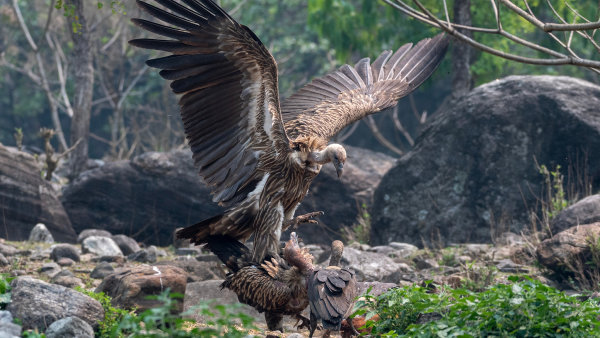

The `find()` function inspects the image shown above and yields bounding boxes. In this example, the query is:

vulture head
[292,137,347,178]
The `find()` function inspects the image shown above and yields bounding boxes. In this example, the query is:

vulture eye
[304,160,311,166]
[293,144,300,151]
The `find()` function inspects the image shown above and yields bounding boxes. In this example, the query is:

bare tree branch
[383,0,600,73]
[364,116,404,156]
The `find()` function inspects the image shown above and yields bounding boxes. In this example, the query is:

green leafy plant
[76,287,132,337]
[0,273,14,310]
[538,164,568,220]
[354,276,600,337]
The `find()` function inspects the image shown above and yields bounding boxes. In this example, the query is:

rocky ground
[0,221,571,337]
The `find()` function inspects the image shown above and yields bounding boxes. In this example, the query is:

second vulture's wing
[130,0,290,207]
[282,34,449,141]
[308,268,358,331]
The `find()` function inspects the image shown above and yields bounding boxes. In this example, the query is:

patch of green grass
[354,276,600,337]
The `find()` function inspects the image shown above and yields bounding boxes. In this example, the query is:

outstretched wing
[130,0,289,206]
[282,34,449,140]
[308,268,358,330]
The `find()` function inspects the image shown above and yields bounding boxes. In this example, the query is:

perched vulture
[308,240,358,337]
[130,0,449,262]
[204,232,314,332]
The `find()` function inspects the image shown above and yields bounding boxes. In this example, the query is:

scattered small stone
[82,236,123,257]
[494,232,524,246]
[29,248,51,260]
[195,254,220,263]
[39,263,61,278]
[342,247,404,281]
[96,265,187,312]
[111,235,141,256]
[0,320,22,337]
[90,262,115,279]
[157,259,225,281]
[173,228,189,249]
[7,277,104,330]
[57,258,75,267]
[128,249,157,263]
[51,270,84,289]
[50,244,80,263]
[175,247,200,256]
[463,244,490,257]
[92,255,125,264]
[496,259,529,273]
[368,245,396,255]
[389,242,419,257]
[11,270,26,276]
[0,311,12,324]
[415,258,439,270]
[45,316,94,338]
[348,242,371,251]
[0,253,8,267]
[0,243,18,256]
[147,245,167,257]
[457,255,472,264]
[28,223,54,243]
[77,229,112,243]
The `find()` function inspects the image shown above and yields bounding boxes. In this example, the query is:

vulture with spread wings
[130,0,449,262]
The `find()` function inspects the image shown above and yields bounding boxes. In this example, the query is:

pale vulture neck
[310,143,345,165]
[329,240,344,267]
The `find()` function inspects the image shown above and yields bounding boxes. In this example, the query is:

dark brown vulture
[130,0,449,262]
[204,232,314,332]
[308,240,358,337]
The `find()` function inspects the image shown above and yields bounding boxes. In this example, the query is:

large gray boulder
[7,277,103,330]
[62,150,223,246]
[551,194,600,233]
[0,145,76,242]
[371,76,600,246]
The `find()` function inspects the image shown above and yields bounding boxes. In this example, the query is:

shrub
[355,276,600,337]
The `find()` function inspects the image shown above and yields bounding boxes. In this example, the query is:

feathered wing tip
[385,33,449,91]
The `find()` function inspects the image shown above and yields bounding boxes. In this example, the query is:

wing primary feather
[339,64,365,88]
[152,0,209,22]
[371,50,392,81]
[383,43,413,80]
[354,57,372,87]
[136,0,201,31]
[146,53,226,70]
[131,18,197,41]
[129,39,200,54]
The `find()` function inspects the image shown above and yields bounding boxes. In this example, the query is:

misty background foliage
[0,0,598,164]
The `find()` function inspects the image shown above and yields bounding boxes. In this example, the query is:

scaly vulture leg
[293,313,314,330]
[283,211,324,230]
[265,311,284,332]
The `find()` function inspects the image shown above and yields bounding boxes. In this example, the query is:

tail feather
[176,214,223,244]
[203,235,250,272]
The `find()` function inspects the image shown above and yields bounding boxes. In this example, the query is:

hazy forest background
[1,0,599,174]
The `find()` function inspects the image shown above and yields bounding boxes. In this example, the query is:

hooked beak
[335,162,344,178]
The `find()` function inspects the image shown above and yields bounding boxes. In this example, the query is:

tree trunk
[66,0,94,179]
[451,0,473,98]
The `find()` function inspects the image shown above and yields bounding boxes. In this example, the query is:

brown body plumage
[204,233,314,332]
[130,0,449,263]
[308,240,358,337]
